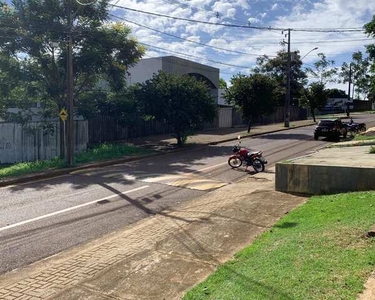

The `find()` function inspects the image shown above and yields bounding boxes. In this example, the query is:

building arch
[187,73,217,89]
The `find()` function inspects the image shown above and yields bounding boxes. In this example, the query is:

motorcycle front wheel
[228,157,242,168]
[252,158,265,173]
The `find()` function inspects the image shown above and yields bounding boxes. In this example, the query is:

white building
[127,56,220,104]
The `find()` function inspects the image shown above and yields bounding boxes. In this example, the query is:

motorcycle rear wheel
[228,157,242,168]
[252,158,265,173]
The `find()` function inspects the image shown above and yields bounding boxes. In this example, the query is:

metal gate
[218,107,233,128]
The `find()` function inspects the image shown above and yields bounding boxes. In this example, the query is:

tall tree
[136,71,217,147]
[341,51,370,100]
[326,88,347,99]
[254,50,307,106]
[299,82,328,123]
[0,0,144,121]
[225,73,278,132]
[306,53,337,84]
[364,17,375,103]
[0,0,144,158]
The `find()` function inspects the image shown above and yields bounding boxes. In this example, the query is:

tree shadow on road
[6,144,236,193]
[254,133,312,140]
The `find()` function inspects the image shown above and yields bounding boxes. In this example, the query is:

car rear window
[318,121,333,126]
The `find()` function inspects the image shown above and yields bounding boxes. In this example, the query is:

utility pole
[67,0,74,166]
[347,63,352,117]
[284,28,291,128]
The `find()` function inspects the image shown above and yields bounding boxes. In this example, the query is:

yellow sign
[59,108,68,121]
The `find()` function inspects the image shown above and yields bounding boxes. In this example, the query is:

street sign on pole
[59,108,68,121]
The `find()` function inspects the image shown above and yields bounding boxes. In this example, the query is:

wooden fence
[232,106,307,127]
[88,107,307,145]
[88,115,174,145]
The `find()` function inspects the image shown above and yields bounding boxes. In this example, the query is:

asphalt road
[1,114,374,274]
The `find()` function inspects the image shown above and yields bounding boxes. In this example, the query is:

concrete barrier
[276,163,375,195]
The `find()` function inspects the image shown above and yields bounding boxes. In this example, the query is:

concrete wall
[126,58,163,85]
[275,163,375,195]
[0,121,88,164]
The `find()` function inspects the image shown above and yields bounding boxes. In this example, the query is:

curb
[328,140,375,148]
[0,121,315,188]
[208,122,315,145]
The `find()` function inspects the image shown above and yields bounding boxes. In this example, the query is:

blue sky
[109,0,375,90]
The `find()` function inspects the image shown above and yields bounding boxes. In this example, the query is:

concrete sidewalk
[0,169,307,300]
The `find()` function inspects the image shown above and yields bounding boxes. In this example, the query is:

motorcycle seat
[248,151,262,156]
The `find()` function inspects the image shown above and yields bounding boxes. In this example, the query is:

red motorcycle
[228,136,267,172]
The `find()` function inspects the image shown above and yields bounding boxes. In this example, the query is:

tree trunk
[247,117,252,133]
[176,133,183,147]
[311,107,316,123]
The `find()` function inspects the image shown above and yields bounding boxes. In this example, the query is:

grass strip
[184,192,375,300]
[354,135,375,141]
[0,157,67,179]
[74,143,149,164]
[0,143,150,179]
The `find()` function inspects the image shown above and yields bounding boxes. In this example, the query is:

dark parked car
[314,119,348,140]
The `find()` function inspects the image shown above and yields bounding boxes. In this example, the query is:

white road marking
[193,162,228,173]
[0,185,149,233]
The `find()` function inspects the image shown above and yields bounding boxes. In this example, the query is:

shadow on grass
[274,222,298,229]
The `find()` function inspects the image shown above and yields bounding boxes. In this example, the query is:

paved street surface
[0,114,374,299]
[0,169,308,300]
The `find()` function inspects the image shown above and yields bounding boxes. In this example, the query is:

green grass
[0,143,149,179]
[184,192,375,300]
[74,143,149,164]
[354,134,375,141]
[0,157,67,179]
[370,146,375,154]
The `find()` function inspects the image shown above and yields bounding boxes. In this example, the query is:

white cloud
[248,17,260,24]
[259,12,267,19]
[271,3,278,11]
[109,0,374,85]
[211,1,237,18]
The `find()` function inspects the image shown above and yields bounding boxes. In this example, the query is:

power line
[162,0,250,26]
[109,3,284,31]
[292,38,372,44]
[109,13,275,57]
[108,3,364,32]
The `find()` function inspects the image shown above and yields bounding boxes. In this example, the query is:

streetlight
[301,47,318,61]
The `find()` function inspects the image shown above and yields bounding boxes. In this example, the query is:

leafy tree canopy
[0,0,145,123]
[306,53,338,84]
[225,73,278,132]
[299,82,328,122]
[326,88,347,99]
[254,50,307,106]
[341,51,370,100]
[136,71,217,146]
[219,78,227,89]
[364,17,375,102]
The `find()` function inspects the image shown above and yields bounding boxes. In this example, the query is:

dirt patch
[362,127,375,137]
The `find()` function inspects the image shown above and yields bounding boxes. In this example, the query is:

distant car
[314,119,348,140]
